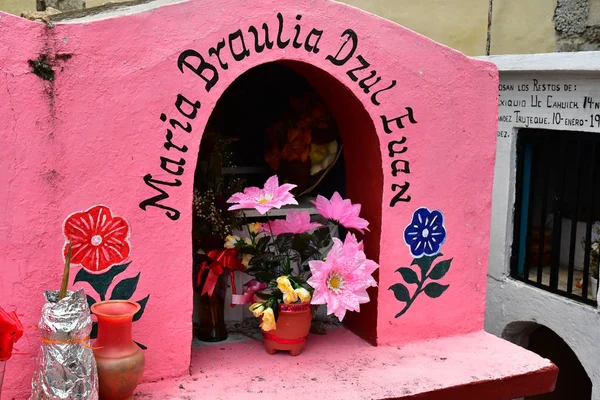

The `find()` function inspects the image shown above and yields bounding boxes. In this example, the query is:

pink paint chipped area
[136,328,557,400]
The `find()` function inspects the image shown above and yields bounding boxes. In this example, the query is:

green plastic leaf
[396,267,419,284]
[389,283,411,303]
[256,237,270,253]
[73,262,130,301]
[313,227,331,247]
[110,273,140,300]
[275,233,294,252]
[133,295,150,322]
[423,282,449,298]
[428,258,453,280]
[411,254,443,277]
[254,292,271,300]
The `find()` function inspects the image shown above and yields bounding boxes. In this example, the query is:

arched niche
[192,59,382,343]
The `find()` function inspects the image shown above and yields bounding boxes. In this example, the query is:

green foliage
[74,262,130,301]
[390,254,453,318]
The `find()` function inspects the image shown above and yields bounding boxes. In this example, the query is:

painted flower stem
[390,253,453,318]
[395,276,427,318]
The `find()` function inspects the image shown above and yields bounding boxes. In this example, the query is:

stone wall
[555,0,600,51]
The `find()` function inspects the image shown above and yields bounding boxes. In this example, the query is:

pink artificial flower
[312,192,369,233]
[268,210,322,235]
[227,175,298,215]
[307,233,378,321]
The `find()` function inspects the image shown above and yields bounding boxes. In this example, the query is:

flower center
[422,228,429,238]
[91,235,103,246]
[258,194,273,204]
[327,273,344,293]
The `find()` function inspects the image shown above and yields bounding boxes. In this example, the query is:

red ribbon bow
[196,249,245,306]
[0,307,24,361]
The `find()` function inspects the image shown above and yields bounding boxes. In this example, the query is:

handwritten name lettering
[324,29,396,106]
[140,12,415,219]
[380,109,418,207]
[139,94,201,220]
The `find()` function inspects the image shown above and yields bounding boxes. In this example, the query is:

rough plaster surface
[590,0,600,24]
[0,0,500,398]
[339,0,488,56]
[554,0,600,51]
[481,54,600,400]
[490,0,556,55]
[555,0,589,35]
[0,0,35,15]
[137,328,557,399]
[46,0,86,12]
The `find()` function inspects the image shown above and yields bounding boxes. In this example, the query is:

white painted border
[55,0,188,24]
[477,52,600,73]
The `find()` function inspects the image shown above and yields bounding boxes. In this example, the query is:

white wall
[482,53,600,399]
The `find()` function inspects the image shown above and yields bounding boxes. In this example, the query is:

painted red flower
[63,205,131,272]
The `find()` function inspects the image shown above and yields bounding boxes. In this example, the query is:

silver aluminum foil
[30,289,98,400]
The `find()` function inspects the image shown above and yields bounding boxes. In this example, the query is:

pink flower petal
[313,192,370,233]
[226,176,298,214]
[308,233,379,321]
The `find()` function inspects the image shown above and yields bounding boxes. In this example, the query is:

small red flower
[63,205,131,272]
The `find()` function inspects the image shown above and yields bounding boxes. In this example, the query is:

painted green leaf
[389,283,411,303]
[135,341,147,350]
[423,282,449,298]
[74,262,131,301]
[411,254,443,277]
[394,306,410,319]
[110,273,140,300]
[133,295,150,322]
[86,295,96,310]
[90,321,98,340]
[428,258,453,280]
[396,267,419,284]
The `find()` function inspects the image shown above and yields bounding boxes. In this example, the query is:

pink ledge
[135,328,557,399]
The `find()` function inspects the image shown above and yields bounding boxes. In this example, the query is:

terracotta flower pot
[91,300,145,400]
[262,303,311,356]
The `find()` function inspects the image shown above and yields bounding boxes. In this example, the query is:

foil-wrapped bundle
[31,289,98,399]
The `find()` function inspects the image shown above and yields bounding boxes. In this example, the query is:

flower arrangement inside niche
[192,128,248,341]
[264,92,342,196]
[223,175,378,355]
[192,129,244,252]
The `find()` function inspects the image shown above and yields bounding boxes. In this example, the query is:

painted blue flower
[404,208,446,258]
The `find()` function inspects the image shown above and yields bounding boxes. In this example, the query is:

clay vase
[91,300,145,400]
[262,303,311,356]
